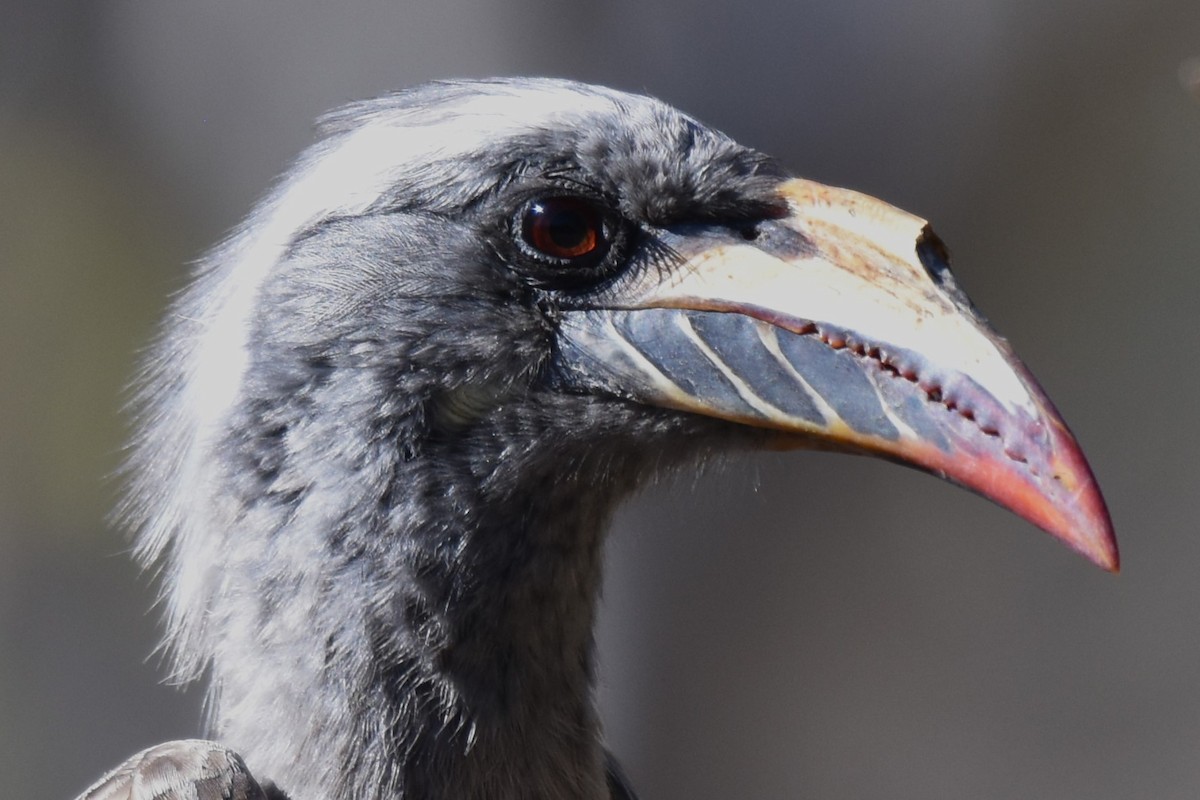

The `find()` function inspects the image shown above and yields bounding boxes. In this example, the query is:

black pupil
[543,205,589,249]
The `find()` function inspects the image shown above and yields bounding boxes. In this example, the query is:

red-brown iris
[521,197,607,261]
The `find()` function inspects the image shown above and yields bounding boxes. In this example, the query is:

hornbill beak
[558,178,1118,571]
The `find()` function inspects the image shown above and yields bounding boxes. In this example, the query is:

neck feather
[197,407,638,800]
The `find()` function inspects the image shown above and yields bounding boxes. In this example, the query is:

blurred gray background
[3,2,1198,798]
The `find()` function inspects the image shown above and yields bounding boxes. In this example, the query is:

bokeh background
[3,2,1199,798]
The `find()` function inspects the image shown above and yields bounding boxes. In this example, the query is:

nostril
[916,226,953,284]
[739,224,760,241]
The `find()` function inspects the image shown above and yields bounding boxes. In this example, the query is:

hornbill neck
[209,403,648,800]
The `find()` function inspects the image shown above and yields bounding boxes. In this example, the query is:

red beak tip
[1092,533,1120,574]
[1054,512,1118,573]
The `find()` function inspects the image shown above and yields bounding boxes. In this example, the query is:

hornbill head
[116,78,1116,800]
[179,78,1112,569]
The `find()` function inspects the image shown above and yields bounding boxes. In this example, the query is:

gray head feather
[120,78,783,799]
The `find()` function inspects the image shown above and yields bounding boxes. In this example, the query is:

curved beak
[557,178,1117,571]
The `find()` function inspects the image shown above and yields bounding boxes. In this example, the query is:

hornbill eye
[520,196,611,265]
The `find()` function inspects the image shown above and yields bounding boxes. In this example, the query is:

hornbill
[77,78,1116,800]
